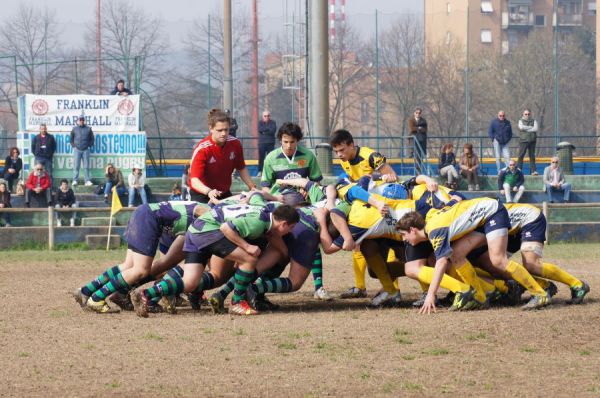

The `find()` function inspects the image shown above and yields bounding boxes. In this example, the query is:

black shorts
[125,204,161,257]
[190,190,232,204]
[184,237,238,265]
[405,241,434,262]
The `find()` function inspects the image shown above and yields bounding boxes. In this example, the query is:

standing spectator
[224,109,238,137]
[498,160,525,203]
[543,156,572,203]
[110,79,132,96]
[103,163,126,203]
[55,179,77,227]
[517,108,539,175]
[31,124,56,177]
[25,162,52,207]
[488,110,513,173]
[188,109,256,203]
[0,182,11,227]
[407,107,428,173]
[3,147,22,192]
[438,143,459,189]
[459,143,480,191]
[181,164,191,200]
[70,116,95,186]
[257,110,277,176]
[127,165,148,207]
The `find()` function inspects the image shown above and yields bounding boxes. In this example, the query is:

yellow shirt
[425,197,501,259]
[340,146,386,182]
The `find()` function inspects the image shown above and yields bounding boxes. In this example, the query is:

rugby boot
[567,281,590,305]
[108,291,134,311]
[229,300,258,316]
[313,287,333,301]
[521,293,550,310]
[340,287,367,299]
[131,290,150,318]
[86,298,120,314]
[209,293,226,314]
[72,288,89,308]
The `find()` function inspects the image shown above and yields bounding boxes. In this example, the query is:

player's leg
[311,249,332,300]
[340,251,368,299]
[226,247,259,315]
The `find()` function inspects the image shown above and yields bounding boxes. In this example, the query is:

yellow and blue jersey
[340,146,386,182]
[425,197,506,259]
[505,203,546,242]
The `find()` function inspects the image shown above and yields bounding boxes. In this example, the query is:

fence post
[48,207,55,250]
[542,201,549,244]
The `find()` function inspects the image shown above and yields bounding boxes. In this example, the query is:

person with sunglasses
[543,157,572,203]
[517,109,539,175]
[25,163,52,207]
[488,110,512,174]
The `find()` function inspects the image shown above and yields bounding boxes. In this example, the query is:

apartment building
[425,0,596,54]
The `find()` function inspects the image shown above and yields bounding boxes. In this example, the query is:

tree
[0,4,64,116]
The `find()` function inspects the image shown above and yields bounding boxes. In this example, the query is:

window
[481,0,493,13]
[508,5,530,24]
[447,2,451,14]
[589,1,596,15]
[360,101,370,123]
[535,14,546,26]
[480,29,492,43]
[507,30,519,49]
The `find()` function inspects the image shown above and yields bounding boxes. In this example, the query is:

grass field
[1,244,599,397]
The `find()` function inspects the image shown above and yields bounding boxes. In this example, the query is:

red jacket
[26,172,51,190]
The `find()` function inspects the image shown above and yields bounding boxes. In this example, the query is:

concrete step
[0,225,127,249]
[81,217,111,227]
[86,234,121,249]
[461,190,600,203]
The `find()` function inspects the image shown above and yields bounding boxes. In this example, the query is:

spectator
[181,164,191,200]
[459,143,480,191]
[543,156,572,203]
[31,124,56,177]
[70,115,94,186]
[110,79,132,96]
[3,147,22,192]
[188,108,256,203]
[169,183,183,201]
[407,107,428,173]
[103,163,126,203]
[498,160,525,203]
[438,143,459,189]
[15,181,25,196]
[488,110,512,173]
[55,179,77,227]
[127,165,148,207]
[517,108,539,175]
[224,109,238,137]
[0,182,11,227]
[257,109,277,176]
[25,162,52,207]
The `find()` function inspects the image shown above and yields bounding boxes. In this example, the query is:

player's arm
[415,174,438,192]
[238,167,256,191]
[220,222,261,257]
[346,185,388,215]
[275,178,310,189]
[419,256,449,315]
[378,162,397,182]
[325,184,338,210]
[330,207,355,251]
[313,208,341,254]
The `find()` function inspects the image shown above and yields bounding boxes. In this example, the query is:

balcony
[501,10,534,29]
[557,13,583,25]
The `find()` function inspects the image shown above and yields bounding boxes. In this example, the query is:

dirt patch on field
[0,248,599,397]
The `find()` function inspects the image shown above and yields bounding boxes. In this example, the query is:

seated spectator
[459,143,480,191]
[55,179,77,227]
[543,156,571,203]
[110,79,132,96]
[3,147,22,193]
[0,182,12,227]
[15,181,25,196]
[169,183,183,201]
[498,160,525,203]
[128,165,148,207]
[438,143,459,189]
[103,163,126,203]
[181,164,191,200]
[25,163,52,207]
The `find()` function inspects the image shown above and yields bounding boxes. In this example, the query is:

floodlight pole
[223,0,233,111]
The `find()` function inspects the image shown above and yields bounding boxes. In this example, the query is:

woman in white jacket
[128,165,148,207]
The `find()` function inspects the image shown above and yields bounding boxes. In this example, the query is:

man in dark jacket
[407,107,428,173]
[110,79,132,96]
[70,116,95,186]
[31,123,56,177]
[224,109,238,137]
[488,110,512,174]
[257,110,277,176]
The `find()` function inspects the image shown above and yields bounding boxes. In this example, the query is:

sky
[6,0,424,51]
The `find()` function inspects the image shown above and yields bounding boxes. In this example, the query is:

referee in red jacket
[188,109,256,203]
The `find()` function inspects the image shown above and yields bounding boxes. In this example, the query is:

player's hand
[208,189,222,201]
[245,244,261,257]
[419,294,437,315]
[381,174,397,183]
[342,238,356,251]
[376,202,389,216]
[425,178,438,192]
[313,207,328,223]
[500,190,505,195]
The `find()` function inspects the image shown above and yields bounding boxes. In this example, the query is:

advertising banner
[18,94,141,132]
[18,131,147,180]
